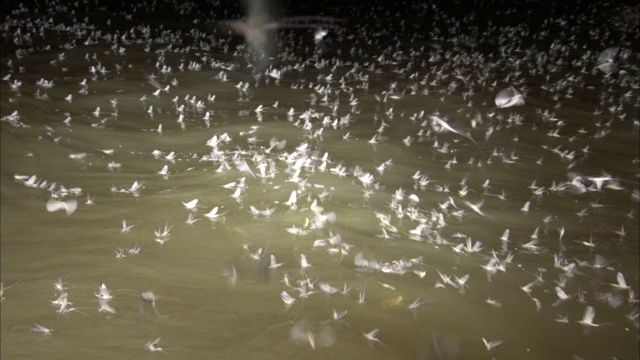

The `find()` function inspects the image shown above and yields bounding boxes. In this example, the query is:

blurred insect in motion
[221,0,345,75]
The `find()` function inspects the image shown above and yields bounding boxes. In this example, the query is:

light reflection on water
[1,26,639,360]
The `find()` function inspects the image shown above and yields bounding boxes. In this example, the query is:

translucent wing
[555,286,570,301]
[616,272,627,288]
[495,86,525,108]
[183,199,198,209]
[581,306,595,324]
[46,198,77,215]
[596,47,618,74]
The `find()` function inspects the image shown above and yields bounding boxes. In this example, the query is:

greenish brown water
[1,2,639,360]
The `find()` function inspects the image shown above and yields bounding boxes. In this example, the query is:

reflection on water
[1,1,639,359]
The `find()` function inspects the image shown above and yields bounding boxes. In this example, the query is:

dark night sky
[1,0,638,58]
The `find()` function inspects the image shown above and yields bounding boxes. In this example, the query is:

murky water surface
[1,1,639,359]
